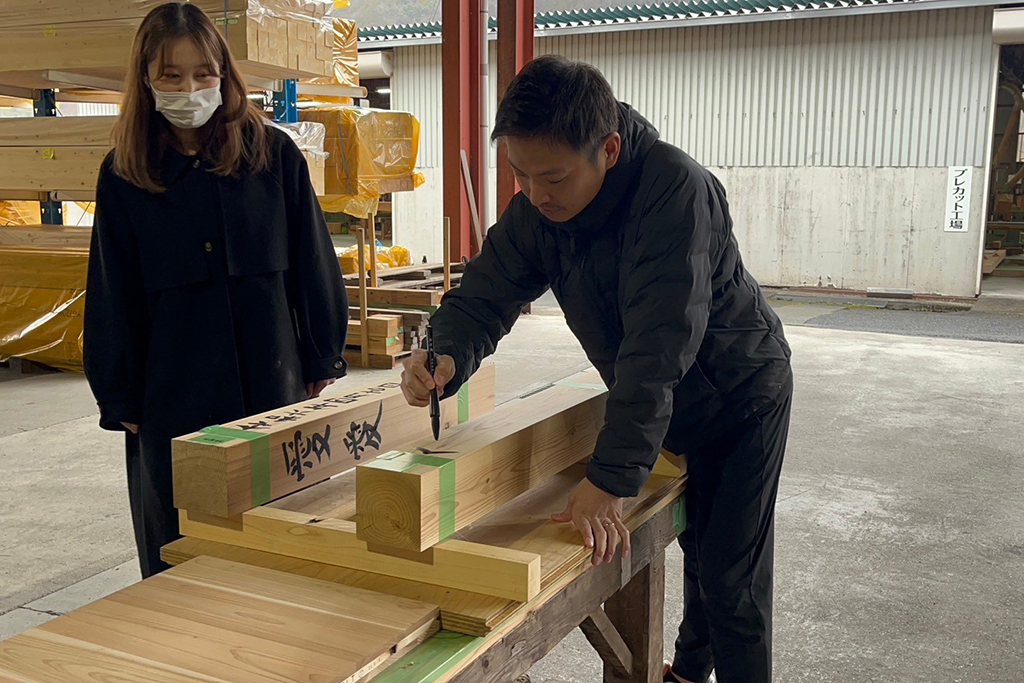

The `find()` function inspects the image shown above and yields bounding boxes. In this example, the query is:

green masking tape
[368,450,456,540]
[457,382,469,424]
[672,496,687,537]
[191,425,272,507]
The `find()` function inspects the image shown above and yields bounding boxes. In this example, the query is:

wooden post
[602,551,666,683]
[443,217,452,292]
[356,226,370,369]
[366,215,379,288]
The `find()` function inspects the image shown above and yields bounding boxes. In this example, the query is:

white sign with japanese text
[944,166,973,233]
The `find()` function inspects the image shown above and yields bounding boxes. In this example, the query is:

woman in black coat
[83,3,348,577]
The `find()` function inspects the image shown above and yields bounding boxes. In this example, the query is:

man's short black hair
[492,55,619,156]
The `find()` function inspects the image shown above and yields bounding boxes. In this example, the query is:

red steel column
[495,0,534,218]
[442,0,471,260]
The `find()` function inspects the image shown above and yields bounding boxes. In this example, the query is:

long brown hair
[112,2,270,192]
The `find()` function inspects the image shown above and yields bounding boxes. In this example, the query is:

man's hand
[306,378,336,398]
[400,349,456,407]
[121,422,139,434]
[552,477,631,566]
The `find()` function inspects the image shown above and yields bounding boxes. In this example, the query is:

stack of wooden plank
[0,0,334,92]
[0,556,441,683]
[0,116,326,198]
[1,367,685,681]
[347,313,404,357]
[166,368,687,637]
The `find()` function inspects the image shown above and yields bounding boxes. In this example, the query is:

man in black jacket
[400,56,792,683]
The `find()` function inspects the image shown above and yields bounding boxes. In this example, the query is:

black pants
[671,382,792,683]
[125,430,180,578]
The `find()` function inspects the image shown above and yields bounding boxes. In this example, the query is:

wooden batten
[171,365,496,518]
[355,371,609,553]
[178,505,542,603]
[345,285,443,308]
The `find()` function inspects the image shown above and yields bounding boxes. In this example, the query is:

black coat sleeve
[430,198,549,395]
[281,137,349,384]
[586,164,717,498]
[83,159,148,431]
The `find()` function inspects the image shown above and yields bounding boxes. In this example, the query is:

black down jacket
[432,104,792,498]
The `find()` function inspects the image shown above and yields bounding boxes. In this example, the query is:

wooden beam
[0,147,108,192]
[171,365,496,518]
[346,285,443,308]
[579,607,633,679]
[0,224,92,249]
[178,506,542,602]
[0,115,115,147]
[356,374,608,552]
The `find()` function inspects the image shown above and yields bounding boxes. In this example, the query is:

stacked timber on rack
[0,116,326,199]
[0,0,334,92]
[166,368,687,636]
[342,261,465,367]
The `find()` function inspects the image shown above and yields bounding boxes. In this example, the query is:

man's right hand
[400,349,456,407]
[121,422,139,434]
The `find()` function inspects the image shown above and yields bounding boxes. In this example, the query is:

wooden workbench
[373,495,681,683]
[0,490,682,683]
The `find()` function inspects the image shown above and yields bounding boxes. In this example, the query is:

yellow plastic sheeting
[0,246,87,372]
[299,106,422,219]
[302,17,359,91]
[336,244,411,275]
[0,202,41,226]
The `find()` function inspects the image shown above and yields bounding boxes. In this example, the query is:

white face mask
[151,84,222,129]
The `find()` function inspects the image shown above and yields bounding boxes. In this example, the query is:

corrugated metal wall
[392,6,994,169]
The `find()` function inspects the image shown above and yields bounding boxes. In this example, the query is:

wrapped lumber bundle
[0,0,340,90]
[0,116,326,196]
[298,106,425,218]
[0,246,87,371]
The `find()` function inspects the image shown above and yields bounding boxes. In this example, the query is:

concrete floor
[2,294,1023,682]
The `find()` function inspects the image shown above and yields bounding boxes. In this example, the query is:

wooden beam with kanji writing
[171,365,496,518]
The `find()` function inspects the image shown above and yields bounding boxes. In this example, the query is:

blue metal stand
[272,79,298,123]
[33,89,62,225]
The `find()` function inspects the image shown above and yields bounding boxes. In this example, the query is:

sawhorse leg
[581,550,666,683]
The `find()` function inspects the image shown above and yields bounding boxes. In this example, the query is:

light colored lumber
[346,284,444,308]
[0,555,439,683]
[0,115,114,147]
[343,349,410,370]
[356,371,608,552]
[161,536,510,637]
[983,249,1007,275]
[164,457,686,637]
[356,225,370,368]
[0,224,91,249]
[171,365,496,518]
[0,147,107,192]
[178,506,542,602]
